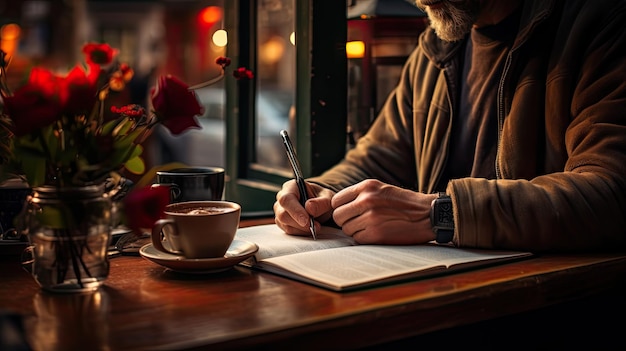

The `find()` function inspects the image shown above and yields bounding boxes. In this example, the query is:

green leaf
[113,118,134,136]
[102,117,129,135]
[108,130,144,166]
[117,128,144,147]
[124,155,146,175]
[128,143,143,159]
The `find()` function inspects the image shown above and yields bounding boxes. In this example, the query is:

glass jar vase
[20,184,112,293]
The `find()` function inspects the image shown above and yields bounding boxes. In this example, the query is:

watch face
[431,195,454,243]
[434,198,454,228]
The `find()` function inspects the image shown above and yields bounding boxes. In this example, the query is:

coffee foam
[173,206,235,215]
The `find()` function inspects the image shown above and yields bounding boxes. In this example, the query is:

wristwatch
[430,192,454,244]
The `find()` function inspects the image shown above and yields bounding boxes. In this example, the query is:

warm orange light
[1,23,21,58]
[346,41,365,58]
[199,6,222,26]
[1,23,21,40]
[260,36,285,65]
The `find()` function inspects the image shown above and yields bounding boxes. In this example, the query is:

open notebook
[234,224,533,292]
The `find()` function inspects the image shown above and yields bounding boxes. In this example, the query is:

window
[223,0,347,216]
[255,0,295,171]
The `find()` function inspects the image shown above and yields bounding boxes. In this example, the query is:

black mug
[0,179,31,236]
[154,167,225,203]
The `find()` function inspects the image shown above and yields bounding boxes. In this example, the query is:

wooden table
[1,218,625,350]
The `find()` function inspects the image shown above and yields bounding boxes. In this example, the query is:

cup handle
[151,219,181,255]
[170,184,182,201]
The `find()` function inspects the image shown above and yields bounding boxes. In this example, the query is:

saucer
[139,240,258,274]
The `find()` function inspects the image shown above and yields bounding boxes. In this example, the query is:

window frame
[224,0,347,216]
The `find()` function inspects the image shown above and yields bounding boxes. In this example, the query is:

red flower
[232,67,254,80]
[215,56,232,68]
[2,68,63,136]
[60,63,100,116]
[150,75,203,135]
[82,42,118,65]
[111,104,146,119]
[26,67,60,98]
[123,185,171,235]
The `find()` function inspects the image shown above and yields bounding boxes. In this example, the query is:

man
[274,0,626,252]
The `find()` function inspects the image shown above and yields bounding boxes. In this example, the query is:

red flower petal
[111,104,145,118]
[3,68,63,136]
[27,67,61,98]
[215,56,232,67]
[123,185,171,235]
[232,67,254,80]
[150,75,203,135]
[82,42,118,65]
[61,64,99,115]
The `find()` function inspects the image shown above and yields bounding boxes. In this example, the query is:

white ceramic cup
[151,201,241,259]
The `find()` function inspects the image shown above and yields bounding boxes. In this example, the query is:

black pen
[280,129,317,240]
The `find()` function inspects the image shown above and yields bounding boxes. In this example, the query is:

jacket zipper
[430,65,456,193]
[495,55,512,180]
[495,5,552,179]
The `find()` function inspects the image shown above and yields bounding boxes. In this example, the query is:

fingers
[273,202,310,236]
[330,182,361,208]
[329,180,437,245]
[277,178,435,245]
[274,180,333,235]
[331,180,380,228]
[275,180,308,226]
[305,187,334,222]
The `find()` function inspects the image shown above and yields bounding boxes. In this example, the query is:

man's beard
[416,1,481,42]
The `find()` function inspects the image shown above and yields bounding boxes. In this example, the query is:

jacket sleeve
[449,0,626,252]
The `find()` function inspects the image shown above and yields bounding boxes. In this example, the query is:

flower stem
[187,72,225,90]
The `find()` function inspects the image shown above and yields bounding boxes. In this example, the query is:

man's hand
[331,179,437,244]
[274,180,334,235]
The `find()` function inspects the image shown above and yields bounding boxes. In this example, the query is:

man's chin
[422,0,478,42]
[430,23,471,42]
[426,10,474,41]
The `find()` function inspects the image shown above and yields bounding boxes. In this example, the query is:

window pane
[256,0,295,170]
[149,0,227,169]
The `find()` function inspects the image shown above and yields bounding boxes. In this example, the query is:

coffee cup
[154,167,225,203]
[151,201,241,259]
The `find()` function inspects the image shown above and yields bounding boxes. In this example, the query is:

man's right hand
[274,180,334,235]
